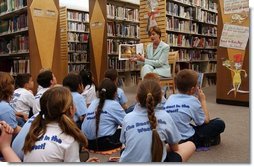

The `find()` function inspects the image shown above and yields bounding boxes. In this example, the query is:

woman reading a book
[130,26,171,79]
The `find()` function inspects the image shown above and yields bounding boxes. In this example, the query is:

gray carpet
[89,85,250,163]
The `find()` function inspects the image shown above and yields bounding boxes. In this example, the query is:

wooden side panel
[89,0,107,85]
[28,0,63,91]
[216,0,249,106]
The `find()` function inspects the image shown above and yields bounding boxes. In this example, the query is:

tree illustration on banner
[222,54,249,97]
[146,0,160,34]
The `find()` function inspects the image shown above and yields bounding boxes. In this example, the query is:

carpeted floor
[88,85,250,163]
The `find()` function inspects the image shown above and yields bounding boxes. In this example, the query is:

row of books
[67,11,89,23]
[107,3,139,22]
[172,0,217,12]
[9,58,30,75]
[167,16,217,36]
[0,35,28,54]
[108,57,141,71]
[68,43,88,52]
[167,6,217,25]
[68,64,88,73]
[0,13,27,34]
[167,34,217,48]
[68,32,89,43]
[68,22,89,32]
[68,53,88,63]
[107,22,139,38]
[190,62,216,73]
[0,0,27,14]
[195,8,217,24]
[177,49,217,61]
[192,0,217,12]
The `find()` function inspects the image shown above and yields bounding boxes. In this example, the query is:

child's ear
[190,86,196,95]
[69,105,76,118]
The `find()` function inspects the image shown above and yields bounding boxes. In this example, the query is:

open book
[119,43,144,60]
[197,72,204,88]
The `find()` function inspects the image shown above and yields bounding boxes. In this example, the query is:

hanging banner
[224,0,249,14]
[219,24,249,50]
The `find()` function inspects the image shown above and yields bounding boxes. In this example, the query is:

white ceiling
[59,0,89,11]
[59,0,140,11]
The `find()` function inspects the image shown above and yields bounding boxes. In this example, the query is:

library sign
[219,24,249,50]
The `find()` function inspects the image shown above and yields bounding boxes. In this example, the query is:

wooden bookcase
[60,7,90,73]
[139,0,218,88]
[0,0,65,93]
[89,0,140,86]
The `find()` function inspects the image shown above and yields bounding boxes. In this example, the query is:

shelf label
[34,8,43,16]
[91,21,103,29]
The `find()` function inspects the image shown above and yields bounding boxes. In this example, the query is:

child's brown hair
[143,72,160,83]
[175,69,198,93]
[104,69,118,83]
[95,78,117,139]
[0,72,14,102]
[23,87,88,153]
[137,80,163,162]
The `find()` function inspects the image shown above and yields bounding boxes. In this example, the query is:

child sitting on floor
[164,69,225,148]
[81,78,126,151]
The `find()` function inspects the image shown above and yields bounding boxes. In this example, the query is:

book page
[135,43,144,55]
[119,44,136,60]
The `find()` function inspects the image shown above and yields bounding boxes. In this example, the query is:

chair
[159,51,178,94]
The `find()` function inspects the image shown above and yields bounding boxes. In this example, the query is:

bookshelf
[139,0,218,88]
[60,7,90,73]
[0,0,65,93]
[89,0,140,86]
[0,0,29,76]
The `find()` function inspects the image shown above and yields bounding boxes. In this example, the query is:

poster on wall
[219,24,249,50]
[224,0,249,14]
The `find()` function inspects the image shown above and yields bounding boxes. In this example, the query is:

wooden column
[89,0,107,85]
[28,0,64,92]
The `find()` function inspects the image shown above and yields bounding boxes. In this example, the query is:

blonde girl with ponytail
[23,87,91,162]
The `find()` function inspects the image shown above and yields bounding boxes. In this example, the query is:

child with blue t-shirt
[104,69,128,111]
[81,78,126,151]
[164,69,225,148]
[33,69,57,114]
[63,72,87,128]
[0,72,21,135]
[119,80,195,162]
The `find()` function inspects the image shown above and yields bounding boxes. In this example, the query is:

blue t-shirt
[0,101,18,129]
[115,88,128,105]
[81,99,126,140]
[12,113,39,160]
[119,103,181,162]
[72,92,87,122]
[164,94,205,140]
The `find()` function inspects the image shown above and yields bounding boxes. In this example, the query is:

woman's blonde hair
[23,86,88,153]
